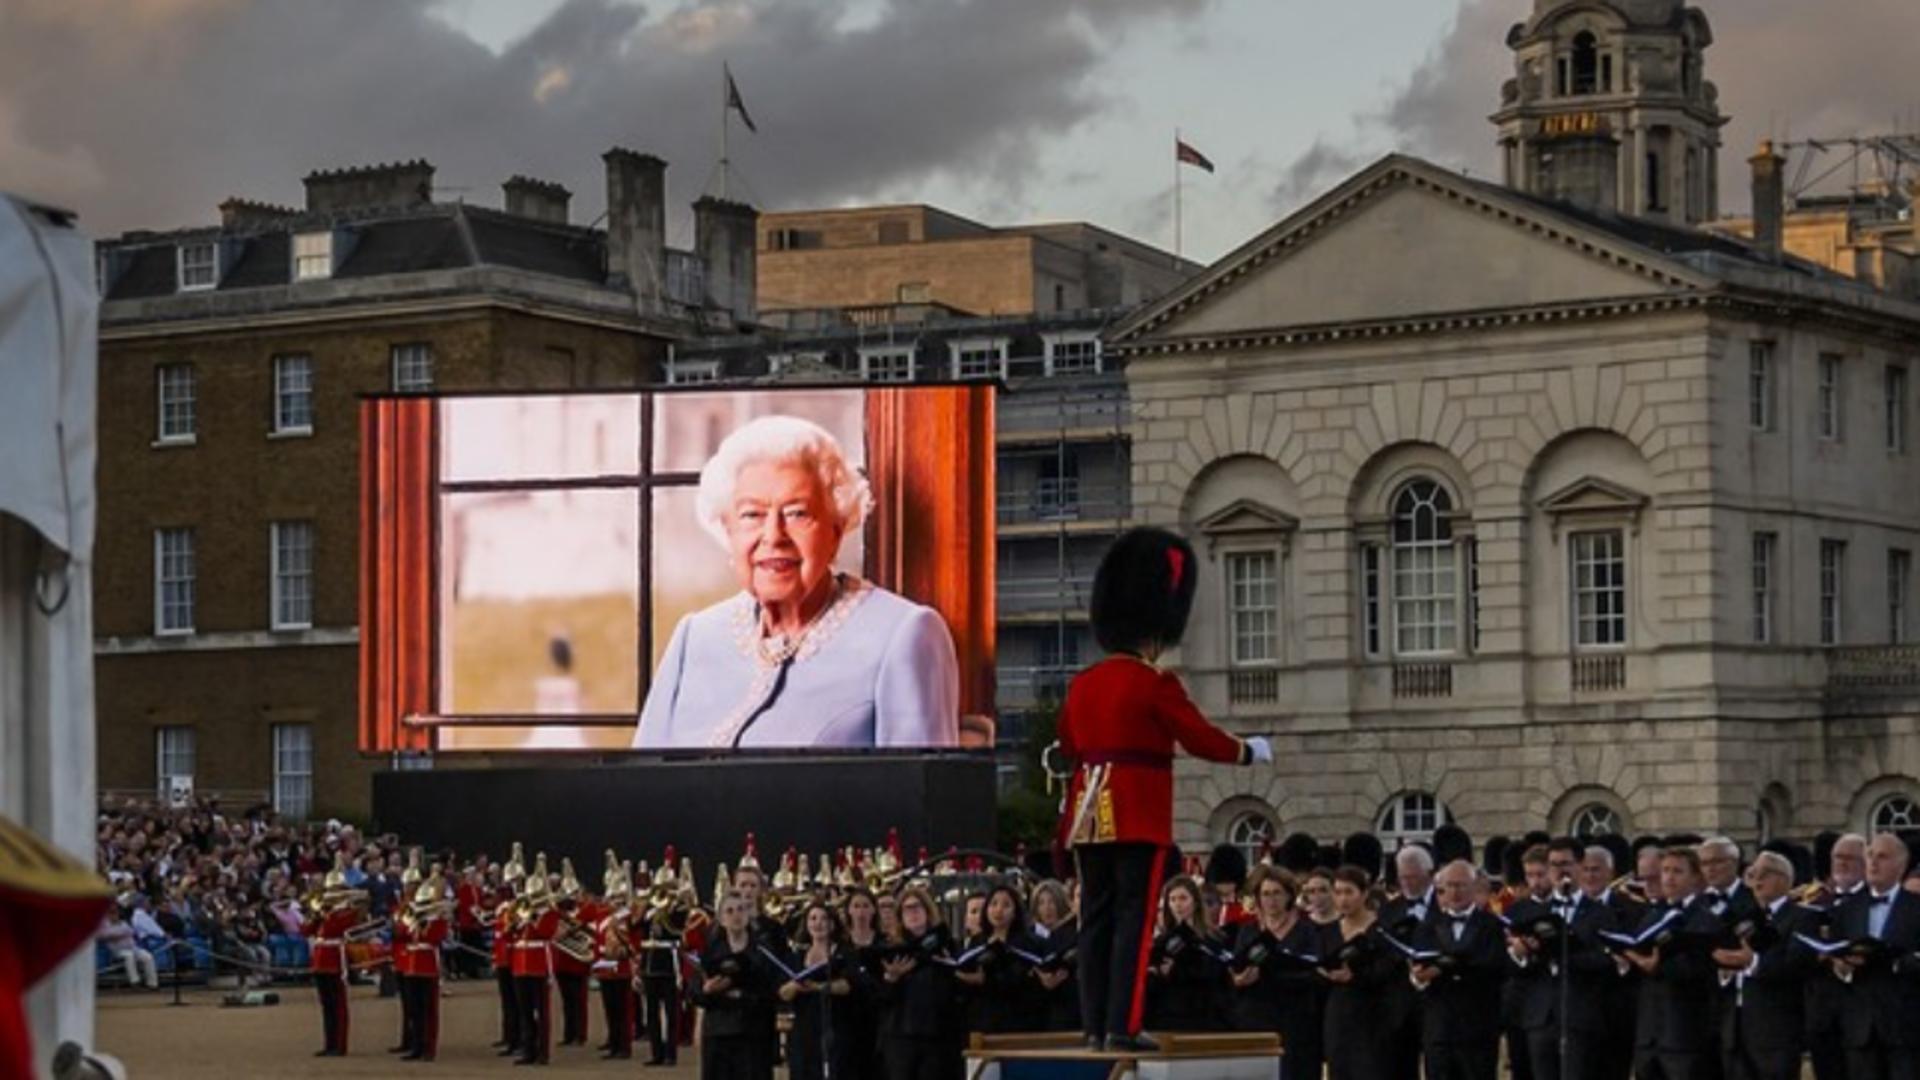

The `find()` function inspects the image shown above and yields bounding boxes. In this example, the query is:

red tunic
[593,913,636,980]
[491,907,514,971]
[406,916,449,978]
[391,916,414,977]
[304,910,359,975]
[455,884,482,932]
[511,909,560,978]
[1057,656,1249,848]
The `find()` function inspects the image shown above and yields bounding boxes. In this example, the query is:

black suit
[1631,897,1722,1080]
[1410,908,1509,1080]
[1510,894,1627,1080]
[1718,899,1818,1080]
[1805,885,1865,1080]
[1377,889,1435,1080]
[1832,889,1920,1080]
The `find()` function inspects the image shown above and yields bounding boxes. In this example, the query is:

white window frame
[1358,545,1384,658]
[271,723,314,821]
[1890,548,1911,645]
[1887,365,1908,454]
[391,343,434,392]
[1388,480,1460,656]
[1042,333,1102,377]
[154,528,195,636]
[272,353,313,435]
[155,726,195,800]
[858,347,915,383]
[1224,548,1281,666]
[270,521,314,631]
[949,338,1009,381]
[1820,538,1846,645]
[1870,793,1919,832]
[1817,354,1843,441]
[1225,810,1277,866]
[1748,342,1774,431]
[1570,803,1622,836]
[1377,792,1453,850]
[1751,531,1776,644]
[292,232,333,282]
[666,359,720,385]
[156,364,196,444]
[1569,529,1628,649]
[177,241,218,292]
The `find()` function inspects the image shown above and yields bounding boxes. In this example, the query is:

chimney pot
[1749,139,1786,261]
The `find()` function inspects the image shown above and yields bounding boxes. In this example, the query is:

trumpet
[343,917,389,942]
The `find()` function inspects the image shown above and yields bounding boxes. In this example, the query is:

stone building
[94,151,749,819]
[1113,0,1920,856]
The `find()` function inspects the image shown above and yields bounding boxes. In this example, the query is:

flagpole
[1173,127,1183,264]
[720,63,731,200]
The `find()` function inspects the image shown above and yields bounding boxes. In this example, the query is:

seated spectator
[97,909,159,990]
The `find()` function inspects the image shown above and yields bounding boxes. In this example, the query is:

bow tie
[1868,894,1893,907]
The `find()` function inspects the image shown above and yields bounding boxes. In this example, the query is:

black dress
[694,935,775,1080]
[782,943,858,1080]
[1145,923,1229,1032]
[1228,917,1327,1080]
[874,928,964,1080]
[1025,920,1082,1032]
[1321,921,1399,1080]
[840,936,886,1080]
[960,933,1038,1035]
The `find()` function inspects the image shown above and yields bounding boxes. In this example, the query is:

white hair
[1396,846,1435,873]
[694,415,873,549]
[1699,836,1740,861]
[1834,833,1868,854]
[1751,851,1795,884]
[1583,846,1615,871]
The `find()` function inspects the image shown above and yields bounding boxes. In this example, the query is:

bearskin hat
[1593,833,1631,875]
[1091,528,1200,654]
[1204,843,1248,888]
[1811,831,1840,882]
[1482,835,1511,879]
[1433,823,1473,867]
[1277,833,1321,873]
[1342,832,1384,882]
[1315,843,1343,871]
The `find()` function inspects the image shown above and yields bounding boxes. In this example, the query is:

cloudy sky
[2,0,1915,263]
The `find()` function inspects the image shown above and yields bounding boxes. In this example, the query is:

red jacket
[511,909,560,978]
[455,883,483,931]
[491,907,514,970]
[405,916,449,978]
[304,910,360,975]
[391,916,413,977]
[1057,656,1250,848]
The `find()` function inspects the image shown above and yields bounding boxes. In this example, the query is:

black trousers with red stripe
[496,967,521,1047]
[315,971,350,1053]
[556,971,589,1044]
[515,975,552,1063]
[599,977,635,1056]
[1074,841,1164,1041]
[403,975,441,1058]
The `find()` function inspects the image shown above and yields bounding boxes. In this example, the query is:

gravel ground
[96,979,703,1079]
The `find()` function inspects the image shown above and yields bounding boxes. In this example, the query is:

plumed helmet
[1204,844,1248,888]
[1091,528,1199,654]
[559,858,583,901]
[322,851,350,895]
[400,848,423,890]
[412,868,444,911]
[1278,833,1320,873]
[1433,823,1473,866]
[502,842,526,886]
[1342,832,1384,881]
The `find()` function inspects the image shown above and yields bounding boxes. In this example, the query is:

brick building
[95,150,752,820]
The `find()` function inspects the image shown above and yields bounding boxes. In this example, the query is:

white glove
[1245,736,1273,764]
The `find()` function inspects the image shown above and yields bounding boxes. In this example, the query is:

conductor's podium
[966,1032,1281,1080]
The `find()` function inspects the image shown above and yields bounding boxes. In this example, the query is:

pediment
[1113,155,1714,347]
[1195,498,1300,538]
[1537,475,1649,515]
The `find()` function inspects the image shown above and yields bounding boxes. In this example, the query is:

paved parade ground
[97,981,701,1079]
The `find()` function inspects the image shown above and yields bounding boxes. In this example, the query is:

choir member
[875,886,963,1080]
[1145,876,1228,1032]
[695,892,776,1080]
[1228,867,1325,1080]
[1322,866,1399,1080]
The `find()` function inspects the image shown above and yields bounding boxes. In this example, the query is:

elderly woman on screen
[633,415,961,749]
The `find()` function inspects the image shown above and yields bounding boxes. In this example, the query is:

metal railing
[998,576,1096,616]
[995,486,1129,525]
[997,665,1079,704]
[1393,662,1454,699]
[997,378,1129,436]
[1228,669,1282,705]
[1827,644,1920,687]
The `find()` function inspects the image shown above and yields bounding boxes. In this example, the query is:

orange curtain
[358,398,436,753]
[865,385,997,734]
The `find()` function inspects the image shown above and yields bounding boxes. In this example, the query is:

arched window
[1571,32,1599,95]
[1571,803,1622,837]
[1227,811,1277,866]
[1870,793,1920,832]
[1391,480,1459,654]
[1377,791,1454,850]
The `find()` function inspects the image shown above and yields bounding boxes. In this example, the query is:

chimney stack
[502,176,572,224]
[218,197,300,230]
[1749,139,1786,260]
[303,160,435,214]
[694,196,759,327]
[603,148,668,313]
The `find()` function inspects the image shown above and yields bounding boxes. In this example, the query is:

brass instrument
[343,916,389,942]
[553,918,596,963]
[1609,873,1650,904]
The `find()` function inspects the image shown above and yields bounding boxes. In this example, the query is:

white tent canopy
[1,192,102,1077]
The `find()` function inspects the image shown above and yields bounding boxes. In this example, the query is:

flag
[1176,137,1215,173]
[725,64,757,134]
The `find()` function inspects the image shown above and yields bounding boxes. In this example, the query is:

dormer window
[293,232,333,281]
[1571,32,1599,95]
[177,242,218,292]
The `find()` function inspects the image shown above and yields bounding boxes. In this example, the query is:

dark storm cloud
[1277,0,1920,217]
[0,0,1205,234]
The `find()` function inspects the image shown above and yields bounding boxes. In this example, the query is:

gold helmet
[522,854,554,910]
[738,834,761,874]
[401,847,424,891]
[322,851,350,895]
[677,857,694,893]
[607,859,634,907]
[815,853,834,890]
[502,842,527,887]
[602,849,621,897]
[712,862,732,910]
[559,857,583,902]
[412,866,446,912]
